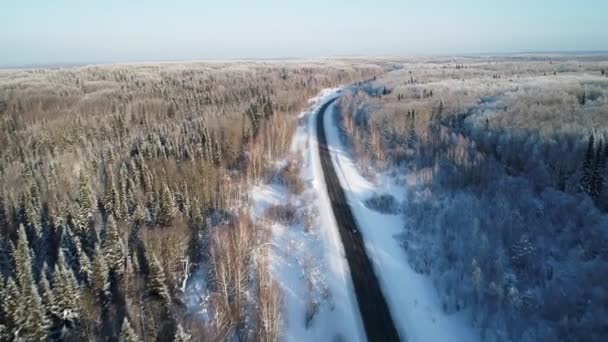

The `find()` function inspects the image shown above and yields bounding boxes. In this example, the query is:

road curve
[316,97,401,342]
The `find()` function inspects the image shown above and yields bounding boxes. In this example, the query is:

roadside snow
[323,100,481,342]
[250,89,365,342]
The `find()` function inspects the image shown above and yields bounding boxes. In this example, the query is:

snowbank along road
[316,97,401,342]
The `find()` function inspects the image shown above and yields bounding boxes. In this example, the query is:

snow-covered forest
[0,61,383,341]
[337,55,608,341]
[1,55,607,342]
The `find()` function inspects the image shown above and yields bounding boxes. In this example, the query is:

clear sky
[1,0,607,66]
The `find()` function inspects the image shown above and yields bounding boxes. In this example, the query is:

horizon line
[2,49,608,70]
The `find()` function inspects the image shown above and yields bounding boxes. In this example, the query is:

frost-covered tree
[92,245,110,296]
[76,239,92,283]
[119,317,141,342]
[104,170,122,219]
[39,264,59,319]
[13,225,49,340]
[104,214,125,273]
[76,171,95,230]
[54,250,81,324]
[147,252,170,302]
[157,183,176,226]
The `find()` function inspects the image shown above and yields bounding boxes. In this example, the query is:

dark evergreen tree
[592,140,606,200]
[407,109,417,149]
[580,134,595,195]
[0,192,7,236]
[0,276,7,340]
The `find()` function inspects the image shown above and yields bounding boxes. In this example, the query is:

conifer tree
[76,171,95,230]
[13,225,49,340]
[157,183,176,226]
[3,278,19,337]
[119,317,141,342]
[39,264,59,319]
[54,250,81,324]
[92,245,110,297]
[0,192,7,234]
[126,178,138,216]
[77,239,92,283]
[104,214,125,273]
[580,134,595,195]
[118,164,130,220]
[0,276,7,339]
[592,140,606,199]
[104,170,121,219]
[147,252,170,302]
[407,109,417,149]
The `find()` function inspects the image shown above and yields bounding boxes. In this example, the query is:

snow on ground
[250,89,365,342]
[323,100,480,342]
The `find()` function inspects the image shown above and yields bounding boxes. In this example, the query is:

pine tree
[119,317,141,342]
[104,214,125,273]
[0,192,7,235]
[104,170,121,219]
[91,245,110,297]
[14,224,35,293]
[23,191,41,236]
[0,276,7,339]
[592,140,606,200]
[13,225,49,340]
[3,278,19,337]
[39,264,59,319]
[76,171,95,230]
[118,164,130,220]
[157,183,176,226]
[54,249,81,324]
[126,178,138,217]
[147,252,170,302]
[76,239,92,283]
[407,109,417,149]
[580,134,595,195]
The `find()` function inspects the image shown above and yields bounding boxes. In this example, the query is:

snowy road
[316,98,401,342]
[251,88,479,342]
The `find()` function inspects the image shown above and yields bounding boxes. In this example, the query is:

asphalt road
[316,97,401,342]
